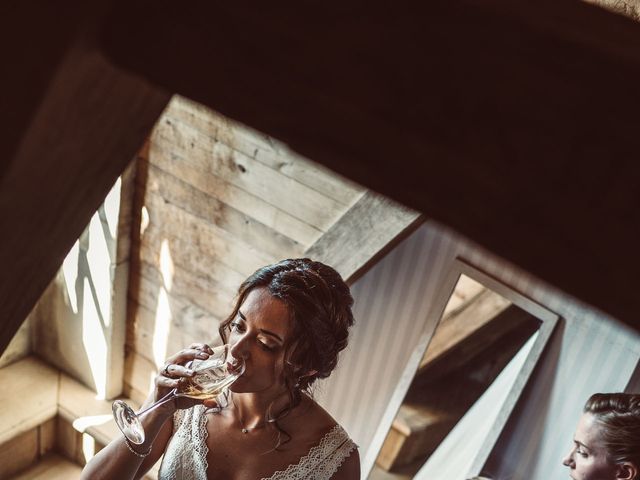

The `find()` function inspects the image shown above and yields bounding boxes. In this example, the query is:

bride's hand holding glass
[112,343,244,445]
[153,343,214,413]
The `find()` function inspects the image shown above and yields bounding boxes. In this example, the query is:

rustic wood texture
[124,96,371,398]
[0,358,58,445]
[305,192,423,285]
[39,419,56,457]
[0,429,40,480]
[0,318,30,369]
[8,453,82,480]
[0,3,171,356]
[0,355,158,478]
[376,403,452,473]
[419,288,511,371]
[0,420,57,480]
[101,0,640,331]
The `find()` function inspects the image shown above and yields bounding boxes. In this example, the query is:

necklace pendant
[241,428,249,434]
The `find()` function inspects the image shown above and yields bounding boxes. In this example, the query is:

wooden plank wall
[124,96,366,402]
[0,318,30,370]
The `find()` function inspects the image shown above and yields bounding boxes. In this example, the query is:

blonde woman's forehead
[575,412,607,452]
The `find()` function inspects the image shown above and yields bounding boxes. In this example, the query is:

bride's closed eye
[230,320,245,333]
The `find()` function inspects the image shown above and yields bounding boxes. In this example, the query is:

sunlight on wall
[72,414,113,431]
[152,239,174,369]
[153,289,172,368]
[141,205,150,235]
[71,415,112,462]
[47,175,126,400]
[103,178,121,239]
[82,433,96,463]
[160,238,174,291]
[62,240,80,314]
[82,277,108,399]
[72,414,113,462]
[87,214,113,328]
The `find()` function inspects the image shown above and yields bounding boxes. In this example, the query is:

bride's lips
[227,360,244,376]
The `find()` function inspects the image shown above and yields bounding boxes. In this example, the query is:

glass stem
[136,389,177,417]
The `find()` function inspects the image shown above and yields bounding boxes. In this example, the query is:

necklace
[232,395,267,434]
[238,418,266,434]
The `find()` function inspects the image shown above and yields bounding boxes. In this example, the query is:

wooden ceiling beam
[0,4,170,354]
[100,0,640,329]
[304,192,423,285]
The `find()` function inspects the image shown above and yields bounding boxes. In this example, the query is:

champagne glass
[112,344,244,445]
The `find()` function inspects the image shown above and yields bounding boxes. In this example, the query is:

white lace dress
[158,405,357,480]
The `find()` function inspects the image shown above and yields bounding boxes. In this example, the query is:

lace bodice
[158,405,357,480]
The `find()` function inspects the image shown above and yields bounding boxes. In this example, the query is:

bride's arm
[80,343,213,480]
[79,405,173,480]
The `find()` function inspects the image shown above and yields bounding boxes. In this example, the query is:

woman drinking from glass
[81,258,360,480]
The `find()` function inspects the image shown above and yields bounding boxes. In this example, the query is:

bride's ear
[616,462,638,480]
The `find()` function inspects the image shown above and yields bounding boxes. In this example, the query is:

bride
[81,258,360,479]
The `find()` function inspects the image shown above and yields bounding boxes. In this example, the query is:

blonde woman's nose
[562,447,575,467]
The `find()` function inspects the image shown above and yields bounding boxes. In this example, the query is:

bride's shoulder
[298,397,360,479]
[287,395,353,445]
[295,394,338,429]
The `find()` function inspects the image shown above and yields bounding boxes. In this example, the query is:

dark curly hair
[584,393,640,470]
[218,258,355,447]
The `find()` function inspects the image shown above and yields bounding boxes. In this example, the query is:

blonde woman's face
[562,413,619,480]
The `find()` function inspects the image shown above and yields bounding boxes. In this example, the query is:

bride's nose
[229,335,249,361]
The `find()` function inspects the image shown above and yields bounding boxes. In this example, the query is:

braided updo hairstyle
[584,393,640,470]
[219,258,355,445]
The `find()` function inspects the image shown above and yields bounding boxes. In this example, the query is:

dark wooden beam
[100,0,640,329]
[0,5,170,353]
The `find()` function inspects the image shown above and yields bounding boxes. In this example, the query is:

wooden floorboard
[9,453,82,480]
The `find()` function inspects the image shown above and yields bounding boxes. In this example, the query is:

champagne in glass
[178,364,244,400]
[112,344,244,445]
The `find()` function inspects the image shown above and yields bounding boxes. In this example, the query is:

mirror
[363,259,559,479]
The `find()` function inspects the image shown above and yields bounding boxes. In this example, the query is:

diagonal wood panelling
[126,96,420,402]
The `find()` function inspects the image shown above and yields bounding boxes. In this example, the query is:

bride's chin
[228,382,246,393]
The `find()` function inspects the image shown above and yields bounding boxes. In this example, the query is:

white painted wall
[316,221,640,480]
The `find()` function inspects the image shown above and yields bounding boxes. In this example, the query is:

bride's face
[562,413,618,480]
[227,287,291,395]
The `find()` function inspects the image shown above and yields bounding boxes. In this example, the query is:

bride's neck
[231,389,294,423]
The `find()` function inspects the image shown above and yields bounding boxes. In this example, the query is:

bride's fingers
[155,375,181,389]
[188,343,214,355]
[165,348,210,366]
[162,364,195,379]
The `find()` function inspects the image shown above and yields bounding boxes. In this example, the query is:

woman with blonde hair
[563,393,640,480]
